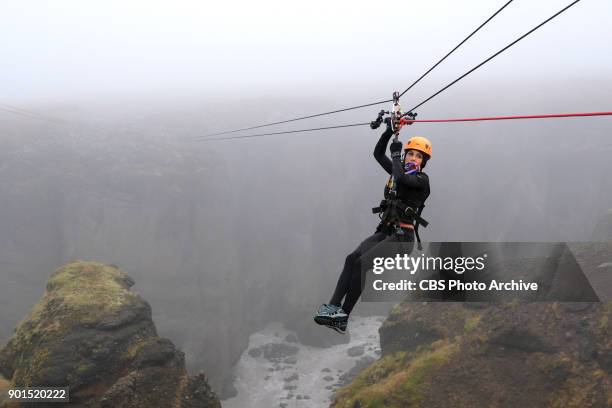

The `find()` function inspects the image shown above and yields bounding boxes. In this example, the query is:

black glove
[384,116,403,133]
[384,117,393,130]
[390,140,403,159]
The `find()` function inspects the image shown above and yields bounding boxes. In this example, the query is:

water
[222,316,384,408]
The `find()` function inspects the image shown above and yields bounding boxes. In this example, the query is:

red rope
[400,111,612,125]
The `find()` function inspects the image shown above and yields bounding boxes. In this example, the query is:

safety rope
[401,111,612,124]
[197,111,612,142]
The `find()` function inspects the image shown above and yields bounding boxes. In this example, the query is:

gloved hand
[384,117,393,130]
[390,140,403,159]
[385,117,403,132]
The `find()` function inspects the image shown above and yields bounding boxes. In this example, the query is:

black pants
[329,227,415,315]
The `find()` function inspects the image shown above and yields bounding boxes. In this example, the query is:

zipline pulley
[391,91,402,140]
[370,92,417,134]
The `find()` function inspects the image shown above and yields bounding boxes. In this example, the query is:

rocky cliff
[0,261,221,408]
[331,301,611,408]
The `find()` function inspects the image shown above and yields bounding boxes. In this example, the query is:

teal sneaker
[329,318,348,334]
[314,304,348,334]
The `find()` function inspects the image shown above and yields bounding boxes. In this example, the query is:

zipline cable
[203,122,370,141]
[0,103,163,150]
[0,104,73,125]
[404,0,582,114]
[199,111,612,142]
[198,100,392,139]
[200,0,516,139]
[399,0,514,98]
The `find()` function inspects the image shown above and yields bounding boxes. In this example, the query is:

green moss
[0,374,10,392]
[535,353,574,376]
[0,374,10,407]
[123,334,151,361]
[46,261,135,324]
[333,340,459,408]
[503,299,522,310]
[598,314,608,332]
[382,304,484,338]
[547,370,604,408]
[598,302,611,333]
[2,261,138,385]
[347,352,408,393]
[381,304,406,330]
[397,340,458,405]
[389,303,403,317]
[463,315,481,333]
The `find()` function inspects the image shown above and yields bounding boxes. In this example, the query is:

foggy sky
[1,0,611,106]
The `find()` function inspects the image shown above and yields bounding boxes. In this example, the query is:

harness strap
[373,199,429,249]
[414,204,426,251]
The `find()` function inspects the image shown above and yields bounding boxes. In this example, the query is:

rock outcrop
[331,301,611,408]
[0,261,221,408]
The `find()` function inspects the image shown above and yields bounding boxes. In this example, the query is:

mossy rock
[338,301,612,407]
[379,303,484,355]
[0,261,221,408]
[332,339,459,408]
[0,374,11,406]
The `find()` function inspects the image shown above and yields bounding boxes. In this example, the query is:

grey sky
[1,0,611,106]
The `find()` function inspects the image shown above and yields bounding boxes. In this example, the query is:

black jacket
[373,127,430,222]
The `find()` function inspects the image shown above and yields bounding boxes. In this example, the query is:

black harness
[372,198,428,250]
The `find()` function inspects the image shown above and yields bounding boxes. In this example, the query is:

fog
[1,0,611,399]
[2,0,611,103]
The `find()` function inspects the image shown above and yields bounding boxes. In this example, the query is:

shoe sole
[314,315,347,334]
[314,315,347,325]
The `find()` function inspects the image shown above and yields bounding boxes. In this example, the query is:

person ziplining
[313,94,432,334]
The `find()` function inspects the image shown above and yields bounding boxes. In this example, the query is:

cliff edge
[332,301,611,408]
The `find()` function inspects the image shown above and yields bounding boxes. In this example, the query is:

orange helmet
[403,136,432,158]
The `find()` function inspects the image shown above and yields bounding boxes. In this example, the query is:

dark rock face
[0,261,221,408]
[378,303,449,355]
[489,326,556,354]
[337,356,376,387]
